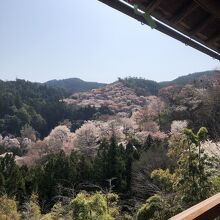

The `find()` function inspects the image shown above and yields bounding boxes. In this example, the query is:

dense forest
[0,79,111,137]
[0,72,220,219]
[119,77,159,96]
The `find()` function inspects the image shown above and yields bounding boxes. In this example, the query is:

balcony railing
[169,193,220,220]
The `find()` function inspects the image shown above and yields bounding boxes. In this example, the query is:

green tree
[23,193,41,220]
[50,202,69,220]
[0,172,5,194]
[0,154,26,201]
[94,138,128,191]
[0,195,20,220]
[175,127,211,206]
[137,127,214,219]
[71,192,117,220]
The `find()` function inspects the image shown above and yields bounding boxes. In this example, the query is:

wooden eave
[98,0,220,60]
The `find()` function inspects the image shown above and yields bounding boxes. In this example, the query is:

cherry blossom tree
[74,121,100,156]
[135,131,167,145]
[117,117,138,136]
[45,125,75,154]
[146,96,166,126]
[201,140,220,160]
[132,96,166,129]
[170,120,188,134]
[2,137,20,149]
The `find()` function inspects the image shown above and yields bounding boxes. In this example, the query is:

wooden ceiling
[98,0,220,60]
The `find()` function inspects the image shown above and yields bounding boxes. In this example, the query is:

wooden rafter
[145,0,162,14]
[207,33,220,45]
[190,15,215,35]
[194,0,220,19]
[171,1,198,25]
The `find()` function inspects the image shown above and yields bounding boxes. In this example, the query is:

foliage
[0,153,26,201]
[137,127,217,219]
[151,169,174,193]
[50,202,71,220]
[94,138,138,192]
[191,86,220,139]
[131,138,170,199]
[21,124,37,142]
[137,194,168,220]
[0,195,20,220]
[170,120,188,134]
[119,77,159,96]
[210,172,220,193]
[1,73,220,219]
[71,192,117,220]
[0,79,105,138]
[23,193,41,220]
[74,121,100,156]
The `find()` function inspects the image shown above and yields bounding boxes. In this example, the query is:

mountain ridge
[44,70,220,96]
[160,70,219,87]
[44,77,106,95]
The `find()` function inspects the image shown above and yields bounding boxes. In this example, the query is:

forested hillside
[119,77,159,96]
[160,70,218,87]
[0,79,108,137]
[44,78,106,95]
[119,70,219,93]
[0,71,220,219]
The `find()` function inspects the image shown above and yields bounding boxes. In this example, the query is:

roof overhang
[98,0,220,60]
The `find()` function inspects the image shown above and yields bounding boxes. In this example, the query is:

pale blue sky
[0,0,219,83]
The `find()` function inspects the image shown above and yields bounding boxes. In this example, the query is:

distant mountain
[117,71,220,97]
[44,71,220,97]
[160,70,220,88]
[44,78,106,95]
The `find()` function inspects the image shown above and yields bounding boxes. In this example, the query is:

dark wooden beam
[98,0,220,60]
[194,0,220,19]
[190,15,215,35]
[207,33,220,45]
[145,0,162,14]
[171,1,198,25]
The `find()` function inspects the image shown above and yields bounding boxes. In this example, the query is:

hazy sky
[0,0,219,83]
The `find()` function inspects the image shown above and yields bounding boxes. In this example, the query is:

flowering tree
[74,121,100,156]
[170,120,188,134]
[132,96,166,129]
[94,120,125,143]
[2,137,20,149]
[117,117,138,136]
[147,96,166,127]
[45,125,74,154]
[201,140,220,161]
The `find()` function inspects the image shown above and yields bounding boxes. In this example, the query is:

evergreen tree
[0,154,26,201]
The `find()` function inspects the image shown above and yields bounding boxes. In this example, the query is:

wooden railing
[169,193,220,220]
